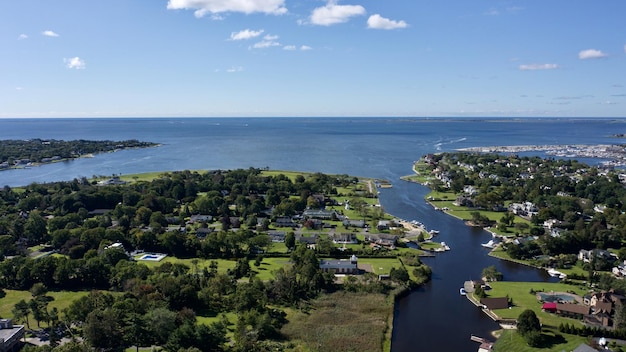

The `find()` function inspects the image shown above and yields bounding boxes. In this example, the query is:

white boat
[441,242,450,251]
[429,229,439,235]
[481,240,496,249]
[547,268,565,277]
[460,288,467,295]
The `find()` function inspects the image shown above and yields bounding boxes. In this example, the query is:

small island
[0,139,158,170]
[406,150,626,351]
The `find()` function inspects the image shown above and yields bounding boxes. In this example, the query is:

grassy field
[0,289,90,326]
[133,255,238,274]
[493,328,590,352]
[418,241,443,251]
[485,281,587,328]
[281,291,393,352]
[251,257,292,281]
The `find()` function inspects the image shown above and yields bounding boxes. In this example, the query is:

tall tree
[12,299,31,329]
[517,309,541,336]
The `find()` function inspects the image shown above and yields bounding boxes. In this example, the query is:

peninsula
[0,139,158,170]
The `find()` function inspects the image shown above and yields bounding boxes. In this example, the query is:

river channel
[382,178,557,351]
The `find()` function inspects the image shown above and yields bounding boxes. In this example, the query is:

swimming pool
[537,292,577,303]
[137,253,167,261]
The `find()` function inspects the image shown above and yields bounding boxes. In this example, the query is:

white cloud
[18,34,28,40]
[42,30,59,37]
[367,14,408,30]
[578,49,607,59]
[230,29,264,40]
[310,1,366,26]
[167,0,287,17]
[64,57,86,69]
[226,66,243,72]
[252,34,280,49]
[283,45,313,51]
[519,63,559,71]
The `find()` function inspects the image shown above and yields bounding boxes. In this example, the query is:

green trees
[517,309,542,347]
[481,265,503,282]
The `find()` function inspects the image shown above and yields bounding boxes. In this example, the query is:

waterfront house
[578,249,615,263]
[365,233,398,248]
[480,297,509,310]
[377,220,391,230]
[542,302,557,313]
[556,303,590,319]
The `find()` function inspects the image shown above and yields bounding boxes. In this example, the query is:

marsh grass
[281,291,392,352]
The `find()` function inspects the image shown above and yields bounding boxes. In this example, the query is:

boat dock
[470,335,494,351]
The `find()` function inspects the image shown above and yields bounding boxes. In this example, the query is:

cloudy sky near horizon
[1,0,625,118]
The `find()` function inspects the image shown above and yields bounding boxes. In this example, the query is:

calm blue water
[1,117,624,351]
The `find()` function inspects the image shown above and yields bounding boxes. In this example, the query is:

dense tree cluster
[0,168,411,351]
[0,139,157,165]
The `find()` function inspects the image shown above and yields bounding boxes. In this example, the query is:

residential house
[556,303,590,319]
[480,297,509,310]
[296,234,318,248]
[187,214,212,224]
[331,232,358,244]
[578,249,615,263]
[377,220,391,231]
[195,227,213,238]
[165,226,186,233]
[342,219,366,228]
[303,209,336,220]
[463,185,477,196]
[365,233,398,248]
[0,319,25,352]
[613,260,626,277]
[229,217,241,228]
[453,196,474,207]
[267,231,286,243]
[319,255,359,275]
[97,176,127,186]
[274,216,297,228]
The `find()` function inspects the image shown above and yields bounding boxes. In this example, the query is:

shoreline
[0,144,161,173]
[457,144,626,167]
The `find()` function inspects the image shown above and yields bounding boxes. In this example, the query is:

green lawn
[251,257,292,281]
[418,241,443,251]
[485,281,587,328]
[493,329,590,352]
[0,289,90,326]
[133,255,238,274]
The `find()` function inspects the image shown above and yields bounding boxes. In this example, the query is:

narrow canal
[380,178,556,352]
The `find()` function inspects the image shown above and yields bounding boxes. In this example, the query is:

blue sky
[1,1,625,118]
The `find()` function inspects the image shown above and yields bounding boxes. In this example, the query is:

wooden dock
[470,335,494,351]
